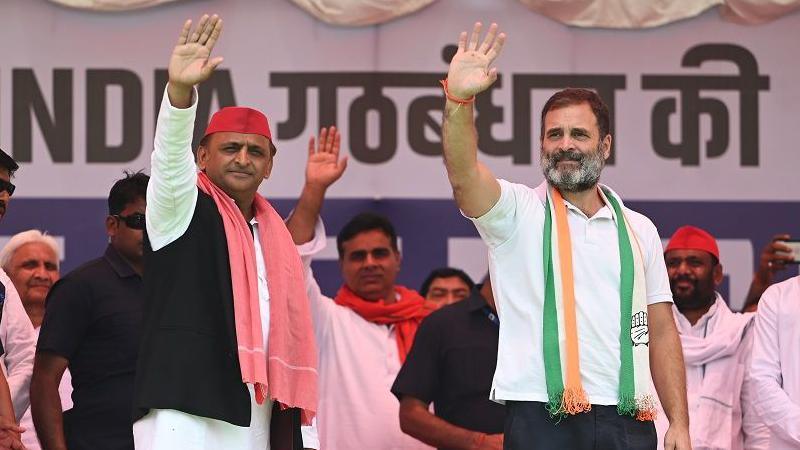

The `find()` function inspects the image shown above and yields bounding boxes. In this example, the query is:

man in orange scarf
[287,176,434,448]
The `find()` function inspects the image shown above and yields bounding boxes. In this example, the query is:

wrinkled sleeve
[740,326,770,449]
[748,285,800,444]
[0,270,36,421]
[146,85,200,251]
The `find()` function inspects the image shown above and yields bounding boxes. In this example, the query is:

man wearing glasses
[31,172,148,450]
[0,148,36,449]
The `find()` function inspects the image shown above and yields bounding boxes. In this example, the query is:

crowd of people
[0,13,795,450]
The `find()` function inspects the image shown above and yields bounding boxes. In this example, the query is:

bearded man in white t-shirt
[439,22,691,450]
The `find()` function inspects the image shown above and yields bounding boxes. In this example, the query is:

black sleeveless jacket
[133,190,301,448]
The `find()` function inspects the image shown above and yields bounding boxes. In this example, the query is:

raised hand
[169,14,224,88]
[446,22,506,100]
[305,126,348,191]
[759,234,794,275]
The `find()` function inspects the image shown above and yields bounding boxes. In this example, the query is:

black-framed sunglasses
[114,212,146,230]
[0,179,16,196]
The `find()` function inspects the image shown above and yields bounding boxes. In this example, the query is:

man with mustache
[0,149,34,449]
[659,226,768,449]
[31,172,148,450]
[0,231,61,332]
[439,22,690,449]
[0,230,73,450]
[131,14,323,450]
[287,207,434,448]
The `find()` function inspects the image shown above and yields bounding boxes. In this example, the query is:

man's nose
[234,146,250,165]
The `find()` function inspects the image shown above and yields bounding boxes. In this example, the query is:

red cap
[203,106,272,141]
[664,226,720,260]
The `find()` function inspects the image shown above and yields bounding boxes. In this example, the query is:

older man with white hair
[0,230,72,450]
[0,231,61,328]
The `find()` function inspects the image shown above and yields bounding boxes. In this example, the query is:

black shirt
[392,289,505,438]
[38,245,143,450]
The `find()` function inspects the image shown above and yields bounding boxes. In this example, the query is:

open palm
[169,14,224,88]
[446,22,506,99]
[306,126,348,190]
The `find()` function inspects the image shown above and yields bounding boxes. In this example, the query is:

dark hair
[419,267,475,297]
[336,212,398,259]
[0,148,19,176]
[108,171,149,215]
[540,88,610,142]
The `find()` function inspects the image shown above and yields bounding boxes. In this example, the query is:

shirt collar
[563,198,614,221]
[537,180,618,223]
[104,245,139,279]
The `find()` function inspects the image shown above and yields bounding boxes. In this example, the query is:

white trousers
[133,385,273,450]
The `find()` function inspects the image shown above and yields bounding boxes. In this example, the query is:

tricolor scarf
[542,185,656,421]
[197,171,318,425]
[334,285,432,362]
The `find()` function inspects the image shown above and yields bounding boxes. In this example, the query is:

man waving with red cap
[132,14,343,450]
[658,226,769,449]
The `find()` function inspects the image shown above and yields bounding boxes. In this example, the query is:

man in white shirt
[0,149,34,449]
[749,274,800,448]
[439,22,690,449]
[659,225,768,449]
[0,230,73,450]
[286,164,434,447]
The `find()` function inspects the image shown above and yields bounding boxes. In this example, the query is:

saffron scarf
[334,285,431,362]
[197,171,318,425]
[542,185,656,421]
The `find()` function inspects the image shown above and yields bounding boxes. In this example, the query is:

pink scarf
[197,172,317,424]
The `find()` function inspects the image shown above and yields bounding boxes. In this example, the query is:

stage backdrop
[1,0,798,310]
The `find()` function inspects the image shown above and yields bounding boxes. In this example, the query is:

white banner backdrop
[2,0,799,201]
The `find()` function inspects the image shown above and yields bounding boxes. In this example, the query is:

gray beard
[540,145,605,193]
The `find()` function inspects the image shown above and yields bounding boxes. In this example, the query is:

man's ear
[602,134,612,160]
[713,262,724,287]
[197,145,209,170]
[264,157,274,180]
[105,215,117,239]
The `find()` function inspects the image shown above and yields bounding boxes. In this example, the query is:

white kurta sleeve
[0,269,35,421]
[296,218,337,338]
[292,219,326,450]
[740,327,770,449]
[748,285,800,445]
[146,86,200,251]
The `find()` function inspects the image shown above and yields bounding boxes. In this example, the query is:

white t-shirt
[471,180,672,405]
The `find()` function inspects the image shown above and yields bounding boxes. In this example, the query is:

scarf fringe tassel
[546,387,592,420]
[617,393,658,421]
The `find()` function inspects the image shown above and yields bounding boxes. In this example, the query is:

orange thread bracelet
[440,79,476,105]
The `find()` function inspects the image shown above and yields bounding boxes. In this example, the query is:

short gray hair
[0,230,61,272]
